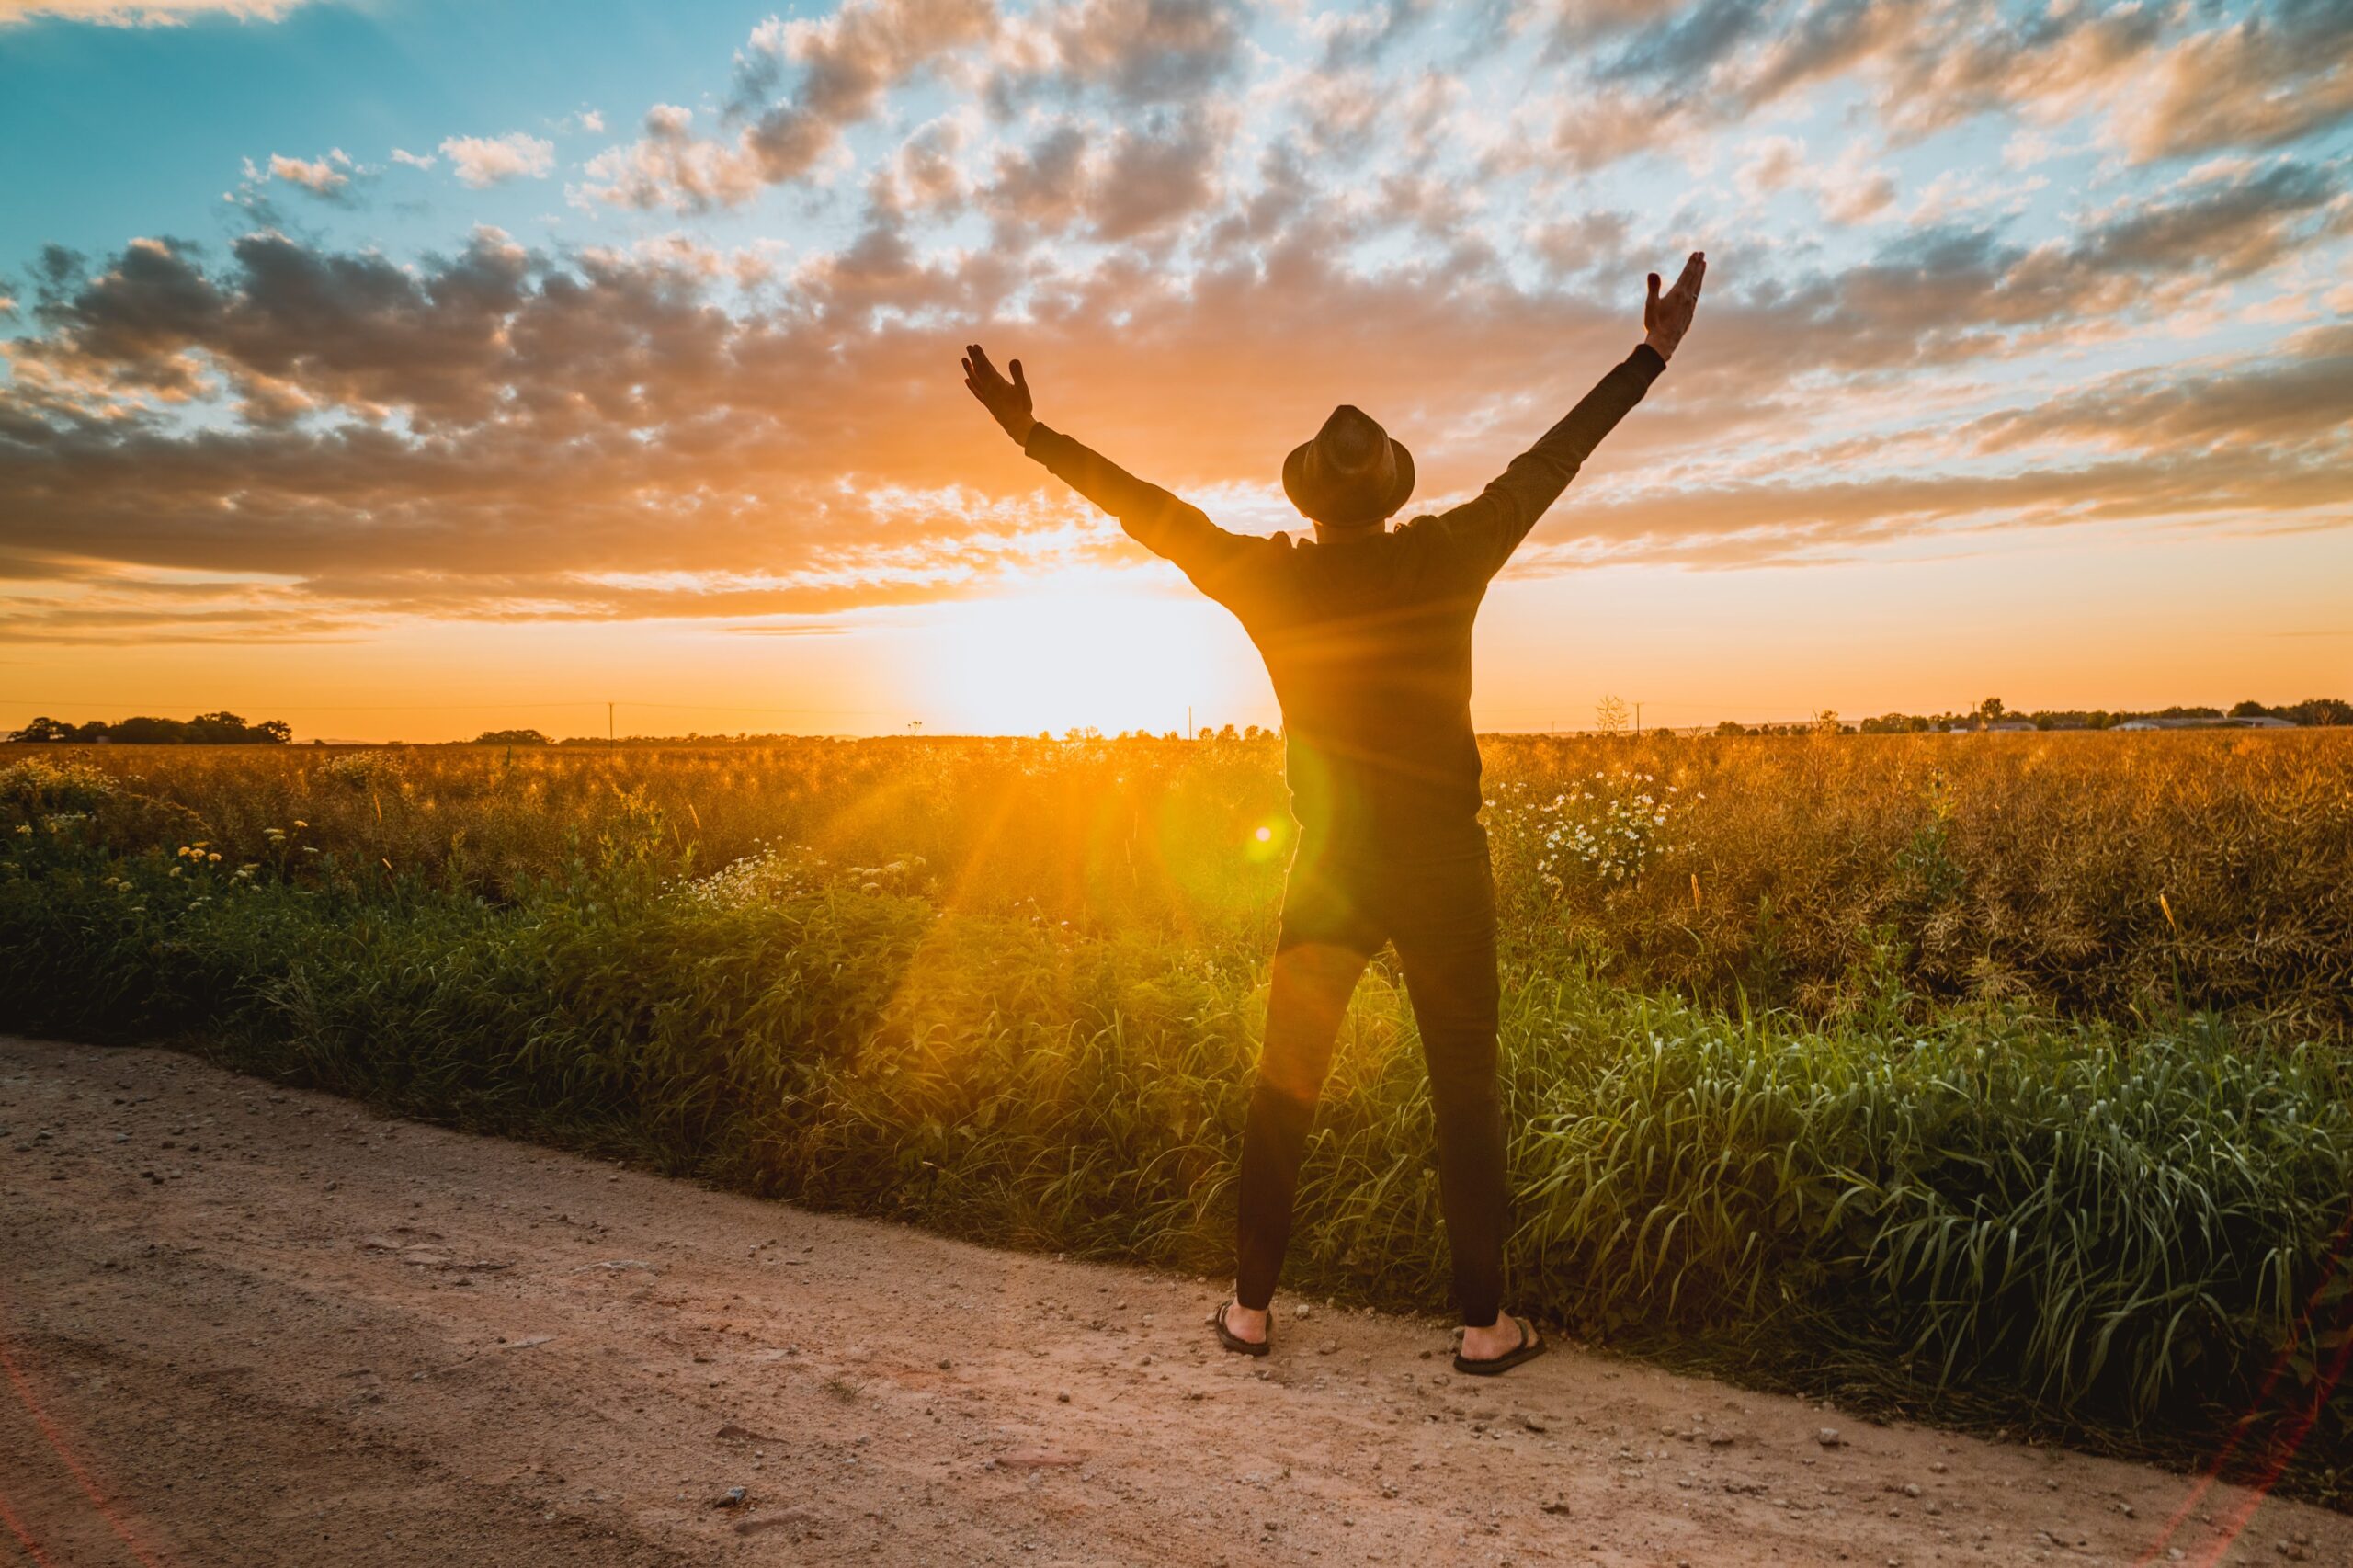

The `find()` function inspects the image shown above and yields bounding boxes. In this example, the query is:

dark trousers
[1234,829,1506,1326]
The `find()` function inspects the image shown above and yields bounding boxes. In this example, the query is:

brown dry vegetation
[28,727,2351,1039]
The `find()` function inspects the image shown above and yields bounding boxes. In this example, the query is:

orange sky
[14,520,2348,740]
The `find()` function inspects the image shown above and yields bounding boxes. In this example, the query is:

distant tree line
[8,711,292,744]
[1713,696,2351,737]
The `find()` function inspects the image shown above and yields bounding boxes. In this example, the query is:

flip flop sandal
[1453,1314,1547,1376]
[1213,1301,1272,1358]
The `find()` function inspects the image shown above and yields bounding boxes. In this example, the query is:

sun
[925,574,1256,736]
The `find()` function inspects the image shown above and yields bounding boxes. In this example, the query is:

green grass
[4,774,2349,1503]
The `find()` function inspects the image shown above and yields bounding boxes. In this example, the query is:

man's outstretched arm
[1426,252,1705,582]
[961,344,1270,607]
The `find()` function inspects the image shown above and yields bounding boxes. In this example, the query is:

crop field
[5,730,2351,1494]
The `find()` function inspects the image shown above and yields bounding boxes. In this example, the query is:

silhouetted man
[962,252,1705,1373]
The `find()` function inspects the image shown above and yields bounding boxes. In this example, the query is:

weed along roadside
[3,733,2350,1506]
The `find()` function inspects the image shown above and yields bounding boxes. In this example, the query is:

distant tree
[108,715,188,744]
[2229,699,2271,719]
[186,710,250,744]
[2290,698,2351,727]
[8,716,74,742]
[475,728,551,745]
[1216,723,1240,742]
[1977,697,2006,722]
[1813,709,1843,735]
[1712,720,1749,737]
[56,710,296,744]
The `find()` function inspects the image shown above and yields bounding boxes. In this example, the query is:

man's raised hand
[962,343,1037,446]
[1643,252,1706,363]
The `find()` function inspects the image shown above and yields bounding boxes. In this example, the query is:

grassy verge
[21,728,2353,1040]
[5,807,2348,1504]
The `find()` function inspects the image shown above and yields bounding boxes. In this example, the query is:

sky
[1,0,2348,741]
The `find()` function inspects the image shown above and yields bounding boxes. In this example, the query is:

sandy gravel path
[0,1035,2342,1567]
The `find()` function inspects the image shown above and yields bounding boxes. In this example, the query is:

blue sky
[1,0,2348,737]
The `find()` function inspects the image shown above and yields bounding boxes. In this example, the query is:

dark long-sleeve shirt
[1024,342,1666,858]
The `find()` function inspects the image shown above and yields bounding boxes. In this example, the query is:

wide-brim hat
[1282,404,1415,528]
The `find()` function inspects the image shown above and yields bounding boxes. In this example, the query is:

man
[961,252,1705,1373]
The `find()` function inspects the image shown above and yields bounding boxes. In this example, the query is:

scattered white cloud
[438,131,556,187]
[267,149,351,196]
[0,0,311,24]
[1734,135,1896,226]
[390,147,437,170]
[584,0,994,212]
[579,105,766,211]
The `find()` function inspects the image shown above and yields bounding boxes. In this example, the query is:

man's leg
[1387,853,1508,1332]
[1233,937,1371,1323]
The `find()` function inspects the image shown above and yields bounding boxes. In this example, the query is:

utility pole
[1187,704,1193,741]
[608,701,615,744]
[1635,701,1643,736]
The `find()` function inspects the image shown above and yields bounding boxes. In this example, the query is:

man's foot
[1454,1312,1546,1376]
[1218,1300,1269,1347]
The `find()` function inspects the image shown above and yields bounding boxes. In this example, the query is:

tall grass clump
[1506,1003,2353,1426]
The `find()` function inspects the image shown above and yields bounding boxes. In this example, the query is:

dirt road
[0,1035,2342,1567]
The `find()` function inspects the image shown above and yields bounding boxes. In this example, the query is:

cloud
[0,0,310,25]
[438,131,557,188]
[975,108,1226,240]
[1522,0,2353,175]
[584,0,995,211]
[1962,322,2353,457]
[267,149,352,198]
[579,106,766,213]
[998,0,1245,104]
[389,148,437,170]
[2107,3,2353,161]
[6,153,2347,637]
[1733,133,1895,222]
[577,0,1245,215]
[1311,0,1435,71]
[867,115,971,220]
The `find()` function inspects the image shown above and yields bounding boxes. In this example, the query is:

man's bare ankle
[1459,1313,1520,1356]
